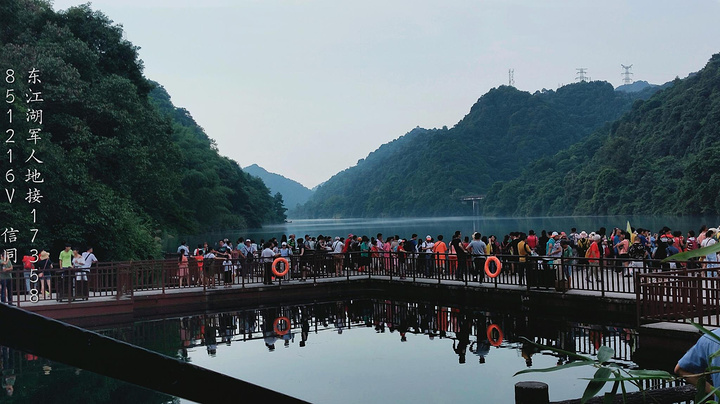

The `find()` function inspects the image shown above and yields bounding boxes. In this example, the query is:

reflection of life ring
[273,317,290,335]
[487,324,504,347]
[484,256,502,278]
[272,258,289,277]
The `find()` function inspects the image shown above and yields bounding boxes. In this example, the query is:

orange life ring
[484,256,502,278]
[487,324,503,347]
[273,317,290,335]
[272,257,289,277]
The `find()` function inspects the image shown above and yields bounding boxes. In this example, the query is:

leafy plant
[515,322,720,403]
[514,337,676,404]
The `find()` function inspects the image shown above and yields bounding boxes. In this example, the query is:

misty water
[167,215,720,250]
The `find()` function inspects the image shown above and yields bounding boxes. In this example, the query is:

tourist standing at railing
[468,232,486,283]
[237,240,250,278]
[626,237,648,277]
[615,232,630,274]
[685,230,699,269]
[203,249,216,288]
[78,247,97,299]
[559,240,572,288]
[422,236,434,276]
[331,237,343,276]
[177,241,189,257]
[451,231,469,281]
[36,250,52,298]
[21,254,34,295]
[178,253,189,288]
[517,233,531,286]
[359,236,370,272]
[526,230,538,252]
[59,244,72,270]
[0,251,13,305]
[261,242,278,285]
[538,230,549,256]
[545,232,561,268]
[585,235,602,283]
[433,235,448,274]
[701,229,718,275]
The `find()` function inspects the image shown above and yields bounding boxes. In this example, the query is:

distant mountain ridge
[243,164,314,211]
[296,80,659,218]
[480,54,720,216]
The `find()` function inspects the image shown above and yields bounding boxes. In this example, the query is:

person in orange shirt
[585,235,602,283]
[433,235,448,275]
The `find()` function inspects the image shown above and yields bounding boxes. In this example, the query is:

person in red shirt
[526,230,538,251]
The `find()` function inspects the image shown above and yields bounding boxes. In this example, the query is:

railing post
[635,272,641,327]
[515,381,549,404]
[600,255,605,297]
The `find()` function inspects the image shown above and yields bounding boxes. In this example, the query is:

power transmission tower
[575,68,589,82]
[621,64,634,85]
[508,69,515,87]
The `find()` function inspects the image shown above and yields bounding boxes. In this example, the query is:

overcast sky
[52,0,720,189]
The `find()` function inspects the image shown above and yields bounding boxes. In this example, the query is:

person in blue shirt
[676,329,720,399]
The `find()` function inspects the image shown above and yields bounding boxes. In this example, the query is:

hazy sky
[52,0,720,189]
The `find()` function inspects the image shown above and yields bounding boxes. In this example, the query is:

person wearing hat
[36,250,53,298]
[278,241,294,281]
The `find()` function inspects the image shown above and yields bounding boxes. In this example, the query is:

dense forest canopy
[295,81,657,218]
[0,0,285,260]
[481,54,720,216]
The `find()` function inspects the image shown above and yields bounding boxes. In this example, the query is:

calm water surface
[2,298,656,403]
[167,215,720,251]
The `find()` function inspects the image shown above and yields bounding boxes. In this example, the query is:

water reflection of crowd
[170,300,638,369]
[0,300,640,398]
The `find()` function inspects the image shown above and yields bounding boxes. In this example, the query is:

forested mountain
[297,81,657,218]
[481,54,720,216]
[243,164,313,211]
[0,1,285,260]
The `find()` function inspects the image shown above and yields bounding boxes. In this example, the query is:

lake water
[2,297,668,403]
[166,215,720,251]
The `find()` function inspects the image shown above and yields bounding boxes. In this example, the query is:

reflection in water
[99,299,640,370]
[3,298,652,403]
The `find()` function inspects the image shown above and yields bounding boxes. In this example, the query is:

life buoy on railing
[272,257,289,277]
[484,256,502,278]
[487,324,503,347]
[273,317,290,335]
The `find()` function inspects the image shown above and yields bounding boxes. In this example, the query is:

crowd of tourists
[173,223,720,288]
[0,245,98,305]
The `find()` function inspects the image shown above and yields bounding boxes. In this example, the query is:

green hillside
[0,1,285,260]
[297,81,654,218]
[481,54,720,216]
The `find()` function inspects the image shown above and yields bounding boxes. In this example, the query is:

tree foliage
[0,1,284,260]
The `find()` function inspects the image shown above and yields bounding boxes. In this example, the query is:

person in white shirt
[261,243,278,285]
[76,247,97,299]
[422,236,435,276]
[332,237,344,276]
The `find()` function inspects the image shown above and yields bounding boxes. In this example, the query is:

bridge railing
[0,253,706,306]
[637,267,720,327]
